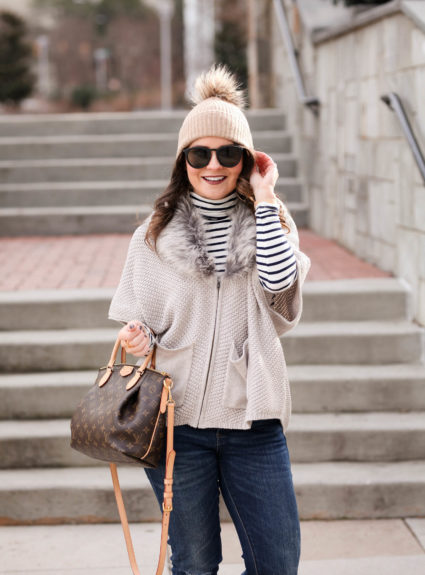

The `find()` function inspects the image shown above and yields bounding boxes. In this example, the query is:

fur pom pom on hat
[176,64,254,158]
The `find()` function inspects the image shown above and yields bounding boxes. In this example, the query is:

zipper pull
[217,277,221,289]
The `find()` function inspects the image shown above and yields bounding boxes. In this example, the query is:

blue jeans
[145,419,300,575]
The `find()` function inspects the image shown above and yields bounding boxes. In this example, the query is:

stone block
[414,67,425,145]
[359,78,380,139]
[343,99,358,156]
[411,26,425,67]
[368,180,397,241]
[397,145,416,227]
[336,34,356,83]
[413,184,425,232]
[379,241,396,272]
[375,140,397,181]
[396,228,420,308]
[357,140,375,177]
[356,26,382,80]
[418,279,425,327]
[383,14,413,72]
[345,80,358,99]
[419,232,425,280]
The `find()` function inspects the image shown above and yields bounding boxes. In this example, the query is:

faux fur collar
[156,192,256,279]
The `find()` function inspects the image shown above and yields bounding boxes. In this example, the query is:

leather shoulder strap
[110,381,176,575]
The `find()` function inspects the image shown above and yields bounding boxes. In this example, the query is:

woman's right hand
[118,320,151,357]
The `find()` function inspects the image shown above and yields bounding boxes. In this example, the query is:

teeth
[204,176,225,181]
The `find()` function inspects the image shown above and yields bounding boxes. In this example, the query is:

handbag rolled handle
[99,337,157,388]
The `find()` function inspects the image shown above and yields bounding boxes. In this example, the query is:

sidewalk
[0,229,390,291]
[1,519,424,574]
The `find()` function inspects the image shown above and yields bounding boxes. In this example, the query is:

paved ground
[0,229,390,291]
[1,519,424,574]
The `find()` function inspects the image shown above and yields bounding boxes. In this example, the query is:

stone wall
[271,0,425,325]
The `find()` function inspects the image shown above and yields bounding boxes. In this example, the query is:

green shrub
[70,84,97,109]
[0,10,35,105]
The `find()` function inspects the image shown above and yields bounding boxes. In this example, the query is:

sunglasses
[183,145,244,169]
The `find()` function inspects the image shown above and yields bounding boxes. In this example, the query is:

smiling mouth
[202,176,226,183]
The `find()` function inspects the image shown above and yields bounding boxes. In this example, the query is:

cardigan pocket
[222,339,248,409]
[155,341,194,407]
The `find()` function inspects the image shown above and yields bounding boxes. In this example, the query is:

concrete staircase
[0,110,308,235]
[0,110,424,524]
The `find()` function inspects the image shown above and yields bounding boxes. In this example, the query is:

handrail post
[381,92,425,185]
[272,0,320,115]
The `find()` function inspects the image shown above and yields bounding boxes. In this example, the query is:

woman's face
[185,136,243,200]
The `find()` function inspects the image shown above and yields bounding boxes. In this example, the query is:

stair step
[1,364,425,419]
[0,154,298,184]
[1,461,424,523]
[302,278,411,322]
[0,202,309,236]
[0,289,115,331]
[0,130,293,160]
[286,321,424,364]
[0,371,95,419]
[0,109,286,137]
[0,328,117,372]
[1,413,424,468]
[287,412,425,462]
[0,178,305,207]
[0,279,411,331]
[0,205,152,236]
[289,364,425,412]
[0,322,422,372]
[294,460,425,519]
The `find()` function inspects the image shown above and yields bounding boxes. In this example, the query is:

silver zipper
[196,276,221,426]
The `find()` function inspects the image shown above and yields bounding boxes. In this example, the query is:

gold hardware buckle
[162,501,173,512]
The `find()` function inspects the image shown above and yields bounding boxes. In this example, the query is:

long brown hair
[144,149,289,251]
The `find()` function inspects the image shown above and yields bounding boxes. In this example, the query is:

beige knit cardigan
[109,193,311,431]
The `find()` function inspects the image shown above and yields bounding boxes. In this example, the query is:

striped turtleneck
[189,191,297,292]
[190,190,238,274]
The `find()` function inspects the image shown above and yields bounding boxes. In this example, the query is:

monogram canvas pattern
[70,363,168,467]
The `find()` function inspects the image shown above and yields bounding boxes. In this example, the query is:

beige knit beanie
[176,64,254,158]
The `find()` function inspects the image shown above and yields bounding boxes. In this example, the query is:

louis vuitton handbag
[70,336,175,575]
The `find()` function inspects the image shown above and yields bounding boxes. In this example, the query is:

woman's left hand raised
[249,150,279,204]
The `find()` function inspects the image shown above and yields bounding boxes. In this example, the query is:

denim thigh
[145,421,300,575]
[145,425,222,575]
[218,419,300,575]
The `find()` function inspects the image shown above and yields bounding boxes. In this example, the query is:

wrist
[254,186,277,207]
[254,197,278,209]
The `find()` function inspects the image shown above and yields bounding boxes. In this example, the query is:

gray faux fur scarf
[155,192,257,279]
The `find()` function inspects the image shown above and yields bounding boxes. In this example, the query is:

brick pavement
[0,230,390,291]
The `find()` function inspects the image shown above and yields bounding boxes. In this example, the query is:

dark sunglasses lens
[217,146,243,167]
[187,147,211,168]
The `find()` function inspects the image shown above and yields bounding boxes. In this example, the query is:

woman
[109,64,311,575]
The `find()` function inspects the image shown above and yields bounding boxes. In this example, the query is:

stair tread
[0,321,421,340]
[292,320,424,334]
[1,363,424,386]
[0,370,96,387]
[1,412,424,439]
[0,177,302,191]
[0,152,296,168]
[1,461,424,489]
[0,202,308,216]
[0,129,291,145]
[0,277,407,302]
[0,108,284,123]
[288,363,425,380]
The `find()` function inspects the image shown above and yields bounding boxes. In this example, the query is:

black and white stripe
[255,202,297,292]
[189,192,297,291]
[190,191,238,274]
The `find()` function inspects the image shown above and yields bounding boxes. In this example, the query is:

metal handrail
[381,92,425,184]
[272,0,320,115]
